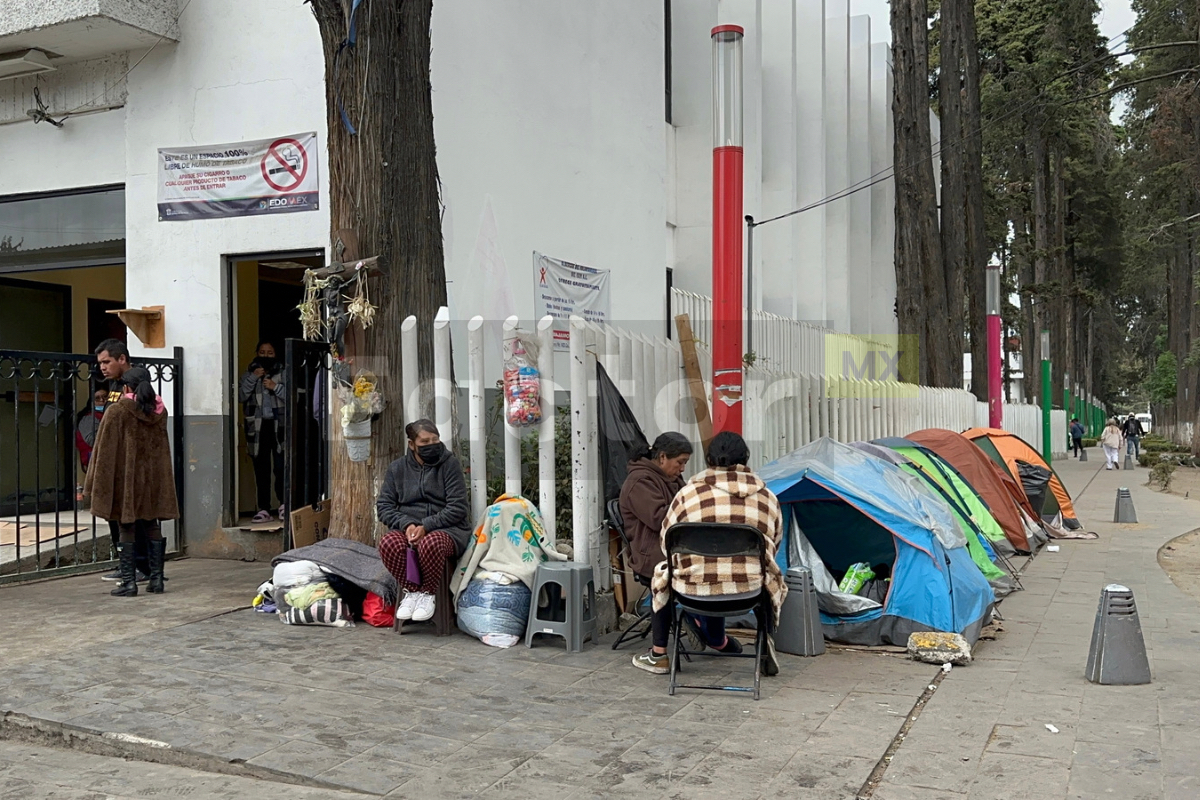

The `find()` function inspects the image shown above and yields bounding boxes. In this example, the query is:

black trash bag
[596,362,648,503]
[1017,460,1052,516]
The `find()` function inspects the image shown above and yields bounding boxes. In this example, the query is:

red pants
[379,530,456,594]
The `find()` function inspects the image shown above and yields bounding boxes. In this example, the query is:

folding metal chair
[663,522,771,700]
[607,498,653,650]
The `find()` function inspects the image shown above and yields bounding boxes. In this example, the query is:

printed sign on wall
[157,133,319,221]
[533,251,611,351]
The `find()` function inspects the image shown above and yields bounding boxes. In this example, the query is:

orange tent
[962,428,1083,530]
[905,428,1033,553]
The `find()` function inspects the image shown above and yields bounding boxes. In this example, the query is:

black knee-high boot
[147,538,166,594]
[110,541,138,597]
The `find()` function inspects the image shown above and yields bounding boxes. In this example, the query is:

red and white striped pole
[986,262,1003,428]
[711,24,745,435]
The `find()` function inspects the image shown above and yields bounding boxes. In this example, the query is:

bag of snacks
[503,333,542,427]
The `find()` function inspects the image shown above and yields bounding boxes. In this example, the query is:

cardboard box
[289,500,331,549]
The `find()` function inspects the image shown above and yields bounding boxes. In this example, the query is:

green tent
[854,441,1012,585]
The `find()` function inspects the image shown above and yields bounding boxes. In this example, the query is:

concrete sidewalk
[877,453,1200,800]
[0,450,1196,799]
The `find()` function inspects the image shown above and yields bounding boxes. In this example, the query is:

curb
[0,710,373,796]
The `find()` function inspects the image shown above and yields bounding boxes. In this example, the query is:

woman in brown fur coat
[84,366,178,596]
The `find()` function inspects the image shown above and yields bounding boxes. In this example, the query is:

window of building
[0,186,125,274]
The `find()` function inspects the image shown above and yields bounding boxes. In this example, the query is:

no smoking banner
[261,138,309,193]
[157,132,320,220]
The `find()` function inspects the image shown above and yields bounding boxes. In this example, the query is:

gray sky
[850,1,1136,45]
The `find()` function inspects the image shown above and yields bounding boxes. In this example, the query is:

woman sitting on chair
[622,432,741,674]
[377,419,471,623]
[650,431,787,675]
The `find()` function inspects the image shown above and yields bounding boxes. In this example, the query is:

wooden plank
[675,313,714,452]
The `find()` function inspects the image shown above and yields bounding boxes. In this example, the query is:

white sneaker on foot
[411,592,436,622]
[396,592,418,620]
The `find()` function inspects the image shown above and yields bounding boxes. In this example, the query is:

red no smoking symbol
[261,137,308,192]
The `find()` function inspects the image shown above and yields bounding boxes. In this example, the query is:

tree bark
[1030,129,1050,404]
[960,0,988,402]
[311,0,448,543]
[892,0,951,386]
[938,0,967,387]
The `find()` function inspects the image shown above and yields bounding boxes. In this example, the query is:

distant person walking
[1100,418,1123,471]
[84,367,179,596]
[1069,417,1085,459]
[1121,413,1145,460]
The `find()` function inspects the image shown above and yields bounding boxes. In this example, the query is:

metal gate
[283,339,330,549]
[0,347,184,583]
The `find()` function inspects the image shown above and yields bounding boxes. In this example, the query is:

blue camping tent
[759,438,995,646]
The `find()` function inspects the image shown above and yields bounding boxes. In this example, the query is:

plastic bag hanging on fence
[503,332,542,427]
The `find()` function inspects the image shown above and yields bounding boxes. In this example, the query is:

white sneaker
[411,592,436,622]
[396,593,418,621]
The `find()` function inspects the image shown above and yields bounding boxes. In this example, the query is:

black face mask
[417,442,444,463]
[256,357,278,373]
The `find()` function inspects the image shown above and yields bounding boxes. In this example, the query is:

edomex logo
[824,334,919,398]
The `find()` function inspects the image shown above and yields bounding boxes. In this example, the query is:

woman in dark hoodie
[620,432,737,674]
[84,367,178,597]
[377,419,471,623]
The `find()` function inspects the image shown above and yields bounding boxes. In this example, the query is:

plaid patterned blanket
[651,465,787,622]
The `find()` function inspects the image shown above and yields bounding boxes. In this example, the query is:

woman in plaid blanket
[637,432,787,675]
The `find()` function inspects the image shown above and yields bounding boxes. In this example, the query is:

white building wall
[758,0,797,318]
[432,1,666,342]
[822,1,850,332]
[121,0,330,419]
[847,16,873,335]
[794,0,828,326]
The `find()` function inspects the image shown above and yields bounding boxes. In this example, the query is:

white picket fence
[412,307,1071,592]
[670,288,898,376]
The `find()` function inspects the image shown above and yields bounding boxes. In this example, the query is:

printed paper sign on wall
[157,133,320,221]
[533,252,611,350]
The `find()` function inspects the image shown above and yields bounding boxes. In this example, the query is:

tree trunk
[312,0,448,543]
[960,0,988,402]
[1051,147,1067,408]
[938,0,967,387]
[1029,130,1049,404]
[892,0,951,386]
[1016,214,1036,404]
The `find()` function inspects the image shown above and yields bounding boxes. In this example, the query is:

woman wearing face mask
[377,419,471,622]
[239,341,286,523]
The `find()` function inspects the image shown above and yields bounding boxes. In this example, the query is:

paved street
[1,451,1196,799]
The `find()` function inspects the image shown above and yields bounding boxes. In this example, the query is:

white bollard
[502,316,522,498]
[432,307,452,443]
[537,315,556,543]
[569,316,589,565]
[467,316,487,523]
[400,315,419,424]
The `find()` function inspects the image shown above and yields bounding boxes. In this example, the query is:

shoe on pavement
[102,570,149,582]
[395,592,418,621]
[681,615,706,652]
[632,650,669,674]
[714,636,744,654]
[411,592,436,622]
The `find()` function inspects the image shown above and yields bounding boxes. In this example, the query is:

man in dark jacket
[1122,413,1145,459]
[376,419,471,623]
